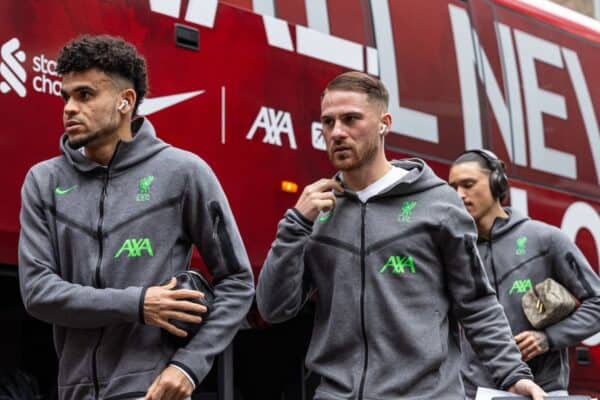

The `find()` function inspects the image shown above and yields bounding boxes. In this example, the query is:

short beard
[68,130,102,149]
[328,138,379,172]
[67,116,119,150]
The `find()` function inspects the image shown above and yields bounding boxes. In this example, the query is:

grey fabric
[257,159,532,400]
[18,118,254,399]
[461,208,600,397]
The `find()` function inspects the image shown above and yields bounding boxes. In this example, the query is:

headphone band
[460,149,501,170]
[458,148,508,200]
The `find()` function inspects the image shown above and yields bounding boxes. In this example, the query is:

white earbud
[379,124,387,135]
[118,99,128,111]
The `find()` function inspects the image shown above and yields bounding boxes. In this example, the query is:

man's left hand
[508,379,546,400]
[515,330,549,362]
[144,365,193,400]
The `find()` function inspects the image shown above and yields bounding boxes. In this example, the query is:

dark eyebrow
[61,84,96,97]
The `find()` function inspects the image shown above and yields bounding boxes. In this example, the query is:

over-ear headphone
[460,149,508,200]
[118,99,129,111]
[379,124,387,135]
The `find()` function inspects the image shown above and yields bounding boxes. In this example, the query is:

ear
[379,113,392,136]
[119,88,137,114]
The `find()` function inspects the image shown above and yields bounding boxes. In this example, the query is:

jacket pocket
[208,201,242,275]
[566,252,593,298]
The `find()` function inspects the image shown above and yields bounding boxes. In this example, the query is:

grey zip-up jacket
[461,207,600,397]
[18,118,254,400]
[257,159,532,400]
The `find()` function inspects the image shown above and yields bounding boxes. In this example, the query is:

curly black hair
[56,35,148,116]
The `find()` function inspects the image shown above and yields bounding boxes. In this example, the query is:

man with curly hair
[18,35,254,400]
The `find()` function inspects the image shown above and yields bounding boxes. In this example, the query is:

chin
[67,133,95,149]
[331,160,357,171]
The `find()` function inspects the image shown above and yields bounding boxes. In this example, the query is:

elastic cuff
[138,286,148,324]
[170,364,196,390]
[290,208,314,229]
[500,373,532,391]
[170,360,199,387]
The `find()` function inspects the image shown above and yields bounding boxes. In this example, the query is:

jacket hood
[60,118,169,175]
[335,158,446,198]
[491,207,529,238]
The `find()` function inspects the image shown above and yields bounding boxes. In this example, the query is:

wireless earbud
[379,124,387,135]
[118,99,128,111]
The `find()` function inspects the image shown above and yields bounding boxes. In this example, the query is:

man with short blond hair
[257,71,545,399]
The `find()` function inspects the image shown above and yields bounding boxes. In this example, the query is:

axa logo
[136,175,154,202]
[114,238,154,258]
[246,106,298,149]
[380,255,416,275]
[1,38,26,97]
[509,278,532,295]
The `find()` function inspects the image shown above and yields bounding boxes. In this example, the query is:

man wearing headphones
[449,150,600,398]
[18,35,254,400]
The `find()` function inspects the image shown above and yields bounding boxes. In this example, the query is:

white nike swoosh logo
[137,90,205,116]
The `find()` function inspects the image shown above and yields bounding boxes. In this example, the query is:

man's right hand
[294,178,343,221]
[143,277,207,337]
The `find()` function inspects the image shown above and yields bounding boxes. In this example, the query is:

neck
[343,153,391,191]
[476,203,508,239]
[85,121,132,165]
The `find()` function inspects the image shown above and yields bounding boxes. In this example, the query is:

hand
[508,379,546,400]
[144,277,207,337]
[145,365,193,400]
[514,330,549,362]
[294,178,343,221]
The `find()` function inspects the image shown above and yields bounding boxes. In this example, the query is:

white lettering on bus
[449,5,600,183]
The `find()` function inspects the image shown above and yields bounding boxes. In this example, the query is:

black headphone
[460,149,508,200]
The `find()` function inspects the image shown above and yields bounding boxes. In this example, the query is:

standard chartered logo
[0,38,26,97]
[0,37,62,98]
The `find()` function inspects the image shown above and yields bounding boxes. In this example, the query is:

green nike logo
[55,185,78,195]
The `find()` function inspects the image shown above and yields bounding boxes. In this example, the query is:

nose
[456,186,467,200]
[63,98,78,117]
[329,121,347,141]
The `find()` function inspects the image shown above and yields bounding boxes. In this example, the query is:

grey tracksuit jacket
[461,208,600,397]
[257,159,532,400]
[18,118,255,400]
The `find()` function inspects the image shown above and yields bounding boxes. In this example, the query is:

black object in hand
[166,270,215,346]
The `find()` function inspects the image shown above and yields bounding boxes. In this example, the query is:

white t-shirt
[353,166,408,203]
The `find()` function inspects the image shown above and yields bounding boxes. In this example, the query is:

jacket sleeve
[543,227,600,350]
[256,209,313,324]
[18,169,142,328]
[170,160,255,386]
[440,202,533,390]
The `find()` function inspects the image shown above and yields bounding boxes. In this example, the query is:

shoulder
[25,156,67,184]
[157,147,212,172]
[427,182,468,215]
[519,218,574,254]
[522,218,562,240]
[158,147,221,191]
